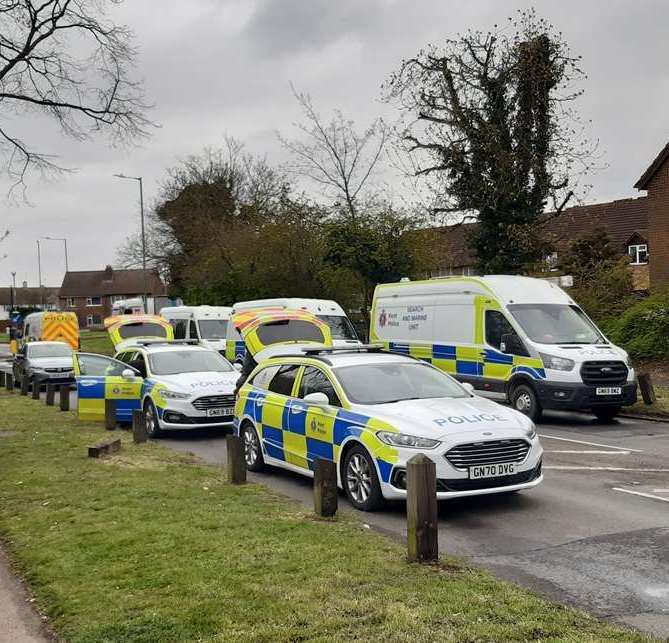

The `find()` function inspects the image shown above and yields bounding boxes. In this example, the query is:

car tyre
[241,423,265,472]
[511,383,543,422]
[342,444,384,512]
[143,399,163,438]
[593,405,621,422]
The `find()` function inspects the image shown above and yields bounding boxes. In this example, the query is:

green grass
[627,384,669,417]
[79,329,114,355]
[0,394,653,642]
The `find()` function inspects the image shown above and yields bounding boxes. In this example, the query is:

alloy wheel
[243,427,259,467]
[346,453,372,504]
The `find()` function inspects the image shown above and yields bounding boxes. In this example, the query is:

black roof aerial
[134,339,200,347]
[301,344,385,355]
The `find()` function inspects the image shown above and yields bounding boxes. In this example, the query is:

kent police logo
[379,309,387,328]
[112,386,121,395]
[310,418,317,432]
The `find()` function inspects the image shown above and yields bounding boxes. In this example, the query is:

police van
[370,276,637,421]
[226,298,359,362]
[161,306,232,355]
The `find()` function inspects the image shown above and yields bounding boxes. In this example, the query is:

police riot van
[161,306,232,355]
[226,298,359,362]
[370,276,637,421]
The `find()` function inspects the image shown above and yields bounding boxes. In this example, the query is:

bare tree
[279,86,388,220]
[0,0,152,195]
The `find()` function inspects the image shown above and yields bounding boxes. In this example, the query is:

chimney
[103,265,113,281]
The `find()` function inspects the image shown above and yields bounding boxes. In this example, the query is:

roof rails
[301,344,385,355]
[134,339,200,347]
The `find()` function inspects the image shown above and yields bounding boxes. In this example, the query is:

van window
[268,364,300,396]
[485,311,518,350]
[198,319,228,340]
[256,320,325,346]
[189,320,199,339]
[118,322,167,339]
[509,304,605,345]
[299,366,341,406]
[317,315,358,341]
[172,320,187,340]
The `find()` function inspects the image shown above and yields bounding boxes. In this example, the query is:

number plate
[596,387,622,396]
[469,463,516,479]
[206,407,234,417]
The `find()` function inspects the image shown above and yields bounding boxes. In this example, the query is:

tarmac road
[161,412,669,638]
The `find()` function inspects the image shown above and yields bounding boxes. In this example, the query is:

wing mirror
[303,392,329,406]
[233,362,242,372]
[500,333,528,356]
[121,368,136,381]
[461,382,475,395]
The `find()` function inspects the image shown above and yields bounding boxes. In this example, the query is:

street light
[36,239,43,308]
[114,173,147,313]
[42,236,69,272]
[10,271,16,311]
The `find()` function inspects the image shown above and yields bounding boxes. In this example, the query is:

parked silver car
[13,341,74,386]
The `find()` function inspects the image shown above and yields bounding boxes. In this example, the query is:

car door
[292,365,342,469]
[74,353,143,422]
[258,364,301,465]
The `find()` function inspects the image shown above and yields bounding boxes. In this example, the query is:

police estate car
[235,346,543,511]
[74,341,239,437]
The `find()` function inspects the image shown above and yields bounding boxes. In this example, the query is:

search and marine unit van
[370,275,637,421]
[160,305,232,355]
[225,298,359,362]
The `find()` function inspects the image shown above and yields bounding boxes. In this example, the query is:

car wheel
[143,399,162,438]
[343,444,384,512]
[511,383,542,422]
[241,423,264,472]
[593,405,621,422]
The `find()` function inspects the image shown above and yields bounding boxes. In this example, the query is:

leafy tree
[386,10,594,273]
[0,0,151,194]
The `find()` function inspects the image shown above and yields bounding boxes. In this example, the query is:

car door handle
[255,399,264,407]
[290,406,304,414]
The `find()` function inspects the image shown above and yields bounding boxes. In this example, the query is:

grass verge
[0,393,653,642]
[79,330,114,356]
[625,384,669,419]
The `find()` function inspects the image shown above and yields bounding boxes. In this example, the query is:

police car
[235,346,543,511]
[74,341,239,437]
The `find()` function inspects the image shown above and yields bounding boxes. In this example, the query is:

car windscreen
[28,344,73,358]
[508,304,605,345]
[333,362,469,405]
[118,322,168,339]
[198,319,228,339]
[317,315,358,341]
[148,350,234,375]
[255,320,325,345]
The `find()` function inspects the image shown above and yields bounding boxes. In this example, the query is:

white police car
[75,341,239,437]
[235,346,543,511]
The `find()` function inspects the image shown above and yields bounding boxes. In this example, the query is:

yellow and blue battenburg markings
[235,388,400,483]
[77,376,143,422]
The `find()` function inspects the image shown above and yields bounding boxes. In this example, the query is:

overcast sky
[3,0,668,287]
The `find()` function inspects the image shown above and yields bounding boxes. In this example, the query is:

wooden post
[0,371,5,387]
[5,373,13,392]
[104,399,117,430]
[31,378,41,400]
[59,385,70,411]
[45,385,55,406]
[313,458,338,517]
[88,438,121,458]
[20,375,29,396]
[638,372,656,406]
[406,454,439,563]
[226,435,246,485]
[132,409,148,443]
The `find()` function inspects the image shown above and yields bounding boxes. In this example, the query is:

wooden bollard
[5,373,13,392]
[406,454,438,563]
[45,384,56,406]
[226,435,246,484]
[104,399,117,430]
[0,371,5,387]
[20,375,29,396]
[59,385,70,411]
[314,458,338,517]
[88,438,121,458]
[132,409,148,443]
[31,378,41,400]
[638,372,656,406]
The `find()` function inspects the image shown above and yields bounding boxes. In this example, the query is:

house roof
[0,287,60,307]
[60,267,166,297]
[634,142,669,190]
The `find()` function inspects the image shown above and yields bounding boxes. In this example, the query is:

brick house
[0,285,60,332]
[59,266,167,328]
[425,142,669,290]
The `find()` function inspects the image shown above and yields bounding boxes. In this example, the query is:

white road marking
[652,489,669,493]
[539,433,643,453]
[546,466,669,472]
[613,487,669,503]
[545,450,631,455]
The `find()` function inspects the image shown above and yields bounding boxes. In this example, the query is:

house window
[628,244,648,265]
[66,297,76,307]
[86,296,102,306]
[86,314,102,327]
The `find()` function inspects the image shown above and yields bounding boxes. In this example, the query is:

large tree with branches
[386,10,595,273]
[0,0,150,194]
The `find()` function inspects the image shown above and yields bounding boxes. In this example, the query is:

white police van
[161,306,232,356]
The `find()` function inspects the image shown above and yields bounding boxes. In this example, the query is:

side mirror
[461,382,475,395]
[501,333,528,357]
[303,392,329,406]
[121,368,136,381]
[233,363,242,372]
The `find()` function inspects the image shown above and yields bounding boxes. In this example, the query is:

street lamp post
[10,271,16,311]
[114,173,147,313]
[42,236,69,272]
[36,239,44,309]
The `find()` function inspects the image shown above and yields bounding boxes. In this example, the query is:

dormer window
[628,243,648,265]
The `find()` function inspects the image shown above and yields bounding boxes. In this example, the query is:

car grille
[580,361,628,386]
[445,439,531,470]
[437,462,542,492]
[192,394,236,411]
[44,367,72,373]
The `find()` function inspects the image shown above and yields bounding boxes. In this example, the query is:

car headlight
[539,352,575,371]
[376,431,441,449]
[525,425,537,440]
[158,389,191,400]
